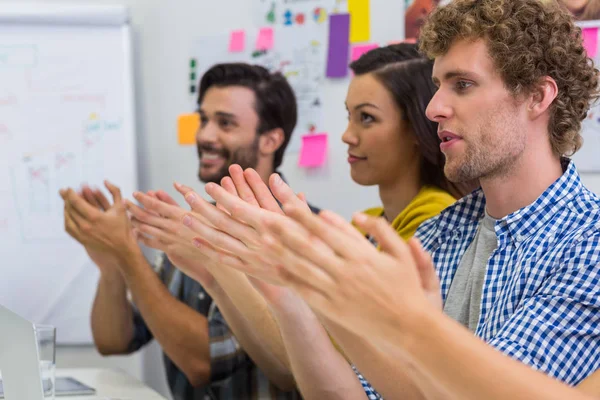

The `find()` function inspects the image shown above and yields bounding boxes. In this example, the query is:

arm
[399,306,597,400]
[128,188,294,388]
[578,369,600,397]
[118,248,211,386]
[90,267,135,354]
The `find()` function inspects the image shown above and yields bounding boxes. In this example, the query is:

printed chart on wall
[574,20,600,172]
[192,24,328,153]
[255,0,347,27]
[0,5,137,344]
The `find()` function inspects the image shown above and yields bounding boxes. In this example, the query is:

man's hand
[255,207,441,347]
[126,189,217,290]
[60,181,138,266]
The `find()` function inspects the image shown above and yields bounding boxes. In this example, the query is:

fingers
[182,209,255,257]
[203,183,265,228]
[319,210,365,241]
[261,231,337,296]
[132,191,181,221]
[156,190,179,206]
[229,165,260,206]
[268,173,310,212]
[104,180,122,204]
[407,238,439,292]
[82,186,102,210]
[284,206,360,261]
[191,236,254,275]
[243,169,283,214]
[174,182,195,198]
[353,213,412,260]
[126,200,170,231]
[220,176,238,196]
[94,188,111,210]
[63,189,100,221]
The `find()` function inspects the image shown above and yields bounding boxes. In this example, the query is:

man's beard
[197,136,260,184]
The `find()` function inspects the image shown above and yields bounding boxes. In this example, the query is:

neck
[379,167,422,223]
[255,157,275,185]
[481,146,562,219]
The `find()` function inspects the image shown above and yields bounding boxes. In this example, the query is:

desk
[56,369,166,400]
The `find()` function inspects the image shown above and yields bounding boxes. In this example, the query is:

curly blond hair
[420,0,599,157]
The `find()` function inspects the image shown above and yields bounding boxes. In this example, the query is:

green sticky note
[190,59,197,68]
[190,72,196,81]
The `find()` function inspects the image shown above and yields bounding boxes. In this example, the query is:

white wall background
[1,0,598,398]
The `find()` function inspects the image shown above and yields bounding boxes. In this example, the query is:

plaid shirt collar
[434,158,579,245]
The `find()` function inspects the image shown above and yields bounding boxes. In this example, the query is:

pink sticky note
[229,30,246,52]
[256,27,274,50]
[299,133,328,167]
[582,27,598,58]
[351,43,379,61]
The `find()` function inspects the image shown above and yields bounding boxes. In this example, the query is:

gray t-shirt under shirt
[443,210,498,332]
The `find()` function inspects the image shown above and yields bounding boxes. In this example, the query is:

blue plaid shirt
[357,159,600,398]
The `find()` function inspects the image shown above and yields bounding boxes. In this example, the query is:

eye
[455,80,473,92]
[360,112,375,124]
[218,119,234,129]
[199,115,208,127]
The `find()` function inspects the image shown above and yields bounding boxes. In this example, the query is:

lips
[438,130,462,151]
[348,153,367,164]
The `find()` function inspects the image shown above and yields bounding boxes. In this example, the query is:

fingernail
[183,215,192,227]
[186,193,197,204]
[193,238,202,248]
[273,175,282,185]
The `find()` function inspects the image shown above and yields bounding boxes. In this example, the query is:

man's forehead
[199,85,256,115]
[432,39,495,79]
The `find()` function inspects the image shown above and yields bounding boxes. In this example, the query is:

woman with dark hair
[344,43,475,242]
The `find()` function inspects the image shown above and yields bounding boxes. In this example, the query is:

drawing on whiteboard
[0,94,18,106]
[256,0,340,27]
[27,164,51,213]
[0,123,11,141]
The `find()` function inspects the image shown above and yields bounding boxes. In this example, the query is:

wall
[1,1,598,398]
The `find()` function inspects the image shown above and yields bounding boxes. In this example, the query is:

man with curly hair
[342,0,600,397]
[229,0,600,398]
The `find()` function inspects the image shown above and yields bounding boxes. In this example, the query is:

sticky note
[229,30,246,52]
[177,113,199,145]
[351,43,379,61]
[582,27,598,58]
[256,27,274,50]
[299,133,328,167]
[326,14,351,78]
[348,0,370,43]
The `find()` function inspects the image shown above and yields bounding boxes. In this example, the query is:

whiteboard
[0,3,138,344]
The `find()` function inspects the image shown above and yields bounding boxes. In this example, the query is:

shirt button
[198,292,206,300]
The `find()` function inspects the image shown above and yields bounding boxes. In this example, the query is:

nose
[425,88,453,124]
[196,117,218,144]
[341,122,359,147]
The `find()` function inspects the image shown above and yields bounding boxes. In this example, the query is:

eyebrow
[345,102,380,111]
[198,109,237,119]
[432,70,480,85]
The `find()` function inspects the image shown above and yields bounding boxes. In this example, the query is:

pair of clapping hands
[127,164,441,351]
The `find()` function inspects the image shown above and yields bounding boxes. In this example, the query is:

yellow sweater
[356,185,456,240]
[332,185,456,358]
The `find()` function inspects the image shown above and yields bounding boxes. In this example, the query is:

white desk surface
[56,368,166,400]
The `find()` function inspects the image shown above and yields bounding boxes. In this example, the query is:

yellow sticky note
[178,113,199,145]
[349,0,370,43]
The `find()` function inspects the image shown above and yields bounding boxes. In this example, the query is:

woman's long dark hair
[349,43,477,198]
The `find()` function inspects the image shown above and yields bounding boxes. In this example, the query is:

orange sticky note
[256,27,274,50]
[178,113,199,145]
[351,43,378,61]
[299,133,328,167]
[229,30,246,52]
[583,27,598,58]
